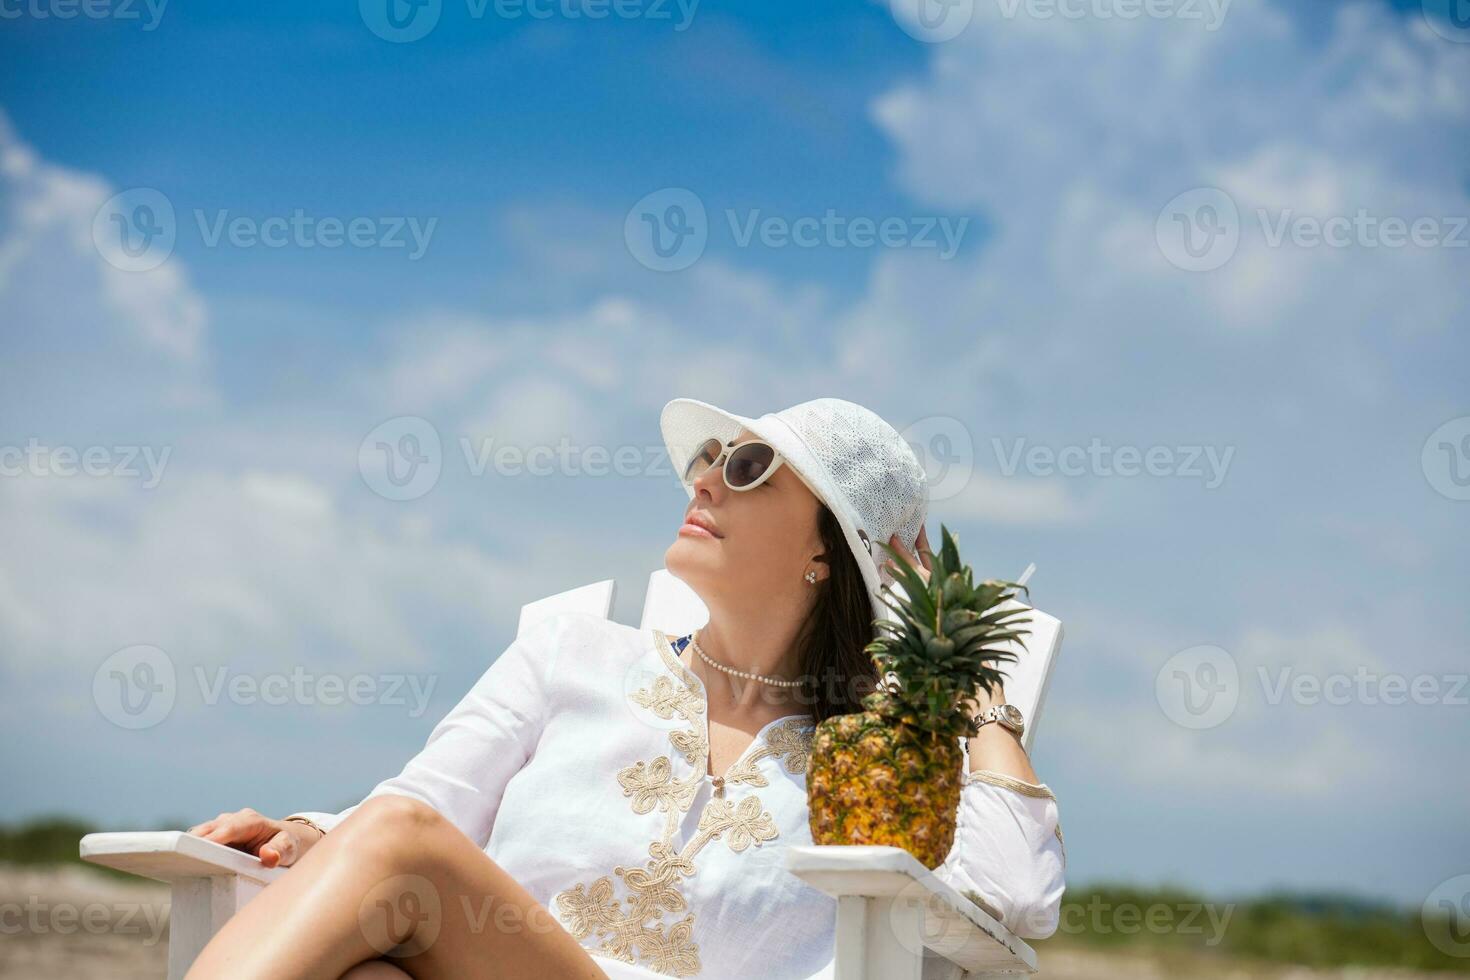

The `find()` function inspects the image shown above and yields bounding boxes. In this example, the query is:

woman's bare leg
[184,795,609,980]
[340,963,410,979]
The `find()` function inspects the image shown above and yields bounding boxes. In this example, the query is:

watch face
[1000,705,1024,728]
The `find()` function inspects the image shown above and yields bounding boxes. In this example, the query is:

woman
[184,396,1066,980]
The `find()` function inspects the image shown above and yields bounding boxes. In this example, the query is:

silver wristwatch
[975,703,1025,739]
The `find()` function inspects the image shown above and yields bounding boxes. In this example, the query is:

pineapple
[807,524,1032,869]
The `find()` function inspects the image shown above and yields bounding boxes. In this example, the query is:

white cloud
[865,0,1470,361]
[0,110,209,369]
[943,472,1086,526]
[0,468,523,683]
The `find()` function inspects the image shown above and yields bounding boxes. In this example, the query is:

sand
[0,864,1450,980]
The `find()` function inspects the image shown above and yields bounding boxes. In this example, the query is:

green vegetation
[1038,882,1470,974]
[0,815,105,866]
[3,818,1466,973]
[0,814,190,880]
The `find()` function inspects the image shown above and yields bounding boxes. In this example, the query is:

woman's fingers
[187,809,322,867]
[258,829,296,868]
[186,817,218,837]
[189,808,273,851]
[915,525,932,568]
[887,532,931,584]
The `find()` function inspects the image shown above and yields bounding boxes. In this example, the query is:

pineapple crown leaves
[862,524,1033,740]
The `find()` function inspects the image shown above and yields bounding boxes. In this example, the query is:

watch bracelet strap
[975,704,1024,735]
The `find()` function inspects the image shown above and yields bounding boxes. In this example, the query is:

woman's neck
[686,617,811,716]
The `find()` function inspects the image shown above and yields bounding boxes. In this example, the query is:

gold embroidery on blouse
[552,629,814,978]
[965,768,1056,800]
[965,768,1067,863]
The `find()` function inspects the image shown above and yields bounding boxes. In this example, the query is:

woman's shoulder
[516,612,654,698]
[518,610,649,659]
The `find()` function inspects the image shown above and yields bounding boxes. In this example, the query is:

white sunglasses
[681,437,787,492]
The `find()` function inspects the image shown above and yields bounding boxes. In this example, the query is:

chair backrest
[518,569,1063,752]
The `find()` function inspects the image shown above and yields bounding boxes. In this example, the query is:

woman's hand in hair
[885,526,932,585]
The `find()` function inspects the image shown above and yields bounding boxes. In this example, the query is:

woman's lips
[681,511,723,538]
[678,521,719,539]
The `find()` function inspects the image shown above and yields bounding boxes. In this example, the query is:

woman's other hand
[885,526,933,585]
[186,808,323,868]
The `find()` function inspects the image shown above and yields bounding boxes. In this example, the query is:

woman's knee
[334,794,451,865]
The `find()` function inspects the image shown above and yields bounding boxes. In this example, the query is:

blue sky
[1,0,1467,911]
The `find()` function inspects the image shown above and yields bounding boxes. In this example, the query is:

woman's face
[665,427,828,608]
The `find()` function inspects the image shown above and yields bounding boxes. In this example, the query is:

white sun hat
[660,396,930,626]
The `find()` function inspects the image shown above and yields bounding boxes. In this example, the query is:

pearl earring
[804,570,817,584]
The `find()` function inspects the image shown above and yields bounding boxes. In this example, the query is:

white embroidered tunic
[289,611,1067,980]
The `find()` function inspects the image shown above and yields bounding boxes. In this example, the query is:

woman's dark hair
[795,503,883,725]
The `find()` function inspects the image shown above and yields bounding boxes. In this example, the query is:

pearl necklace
[689,628,804,688]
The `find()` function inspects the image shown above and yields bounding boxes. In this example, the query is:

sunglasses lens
[682,438,723,484]
[725,442,775,488]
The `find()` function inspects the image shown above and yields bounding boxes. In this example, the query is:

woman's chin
[665,540,720,581]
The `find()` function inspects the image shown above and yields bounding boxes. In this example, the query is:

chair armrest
[80,831,287,886]
[81,832,288,980]
[786,845,1037,979]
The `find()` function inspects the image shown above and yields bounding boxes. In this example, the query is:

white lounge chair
[81,569,1064,980]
